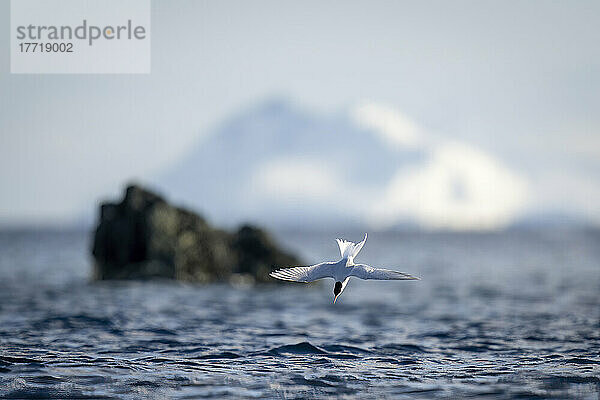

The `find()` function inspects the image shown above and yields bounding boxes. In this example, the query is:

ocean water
[0,229,598,399]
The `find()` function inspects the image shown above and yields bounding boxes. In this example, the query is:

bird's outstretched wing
[350,264,419,280]
[270,262,336,282]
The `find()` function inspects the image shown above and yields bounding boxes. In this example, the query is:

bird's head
[333,280,348,304]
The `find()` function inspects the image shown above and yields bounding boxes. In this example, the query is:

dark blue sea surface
[0,229,599,399]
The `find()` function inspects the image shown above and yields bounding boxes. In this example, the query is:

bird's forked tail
[335,233,367,261]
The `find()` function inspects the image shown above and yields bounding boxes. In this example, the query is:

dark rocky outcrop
[92,185,299,283]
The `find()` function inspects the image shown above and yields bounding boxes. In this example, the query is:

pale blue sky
[1,0,599,226]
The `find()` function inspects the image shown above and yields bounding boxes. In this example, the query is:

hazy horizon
[1,0,599,230]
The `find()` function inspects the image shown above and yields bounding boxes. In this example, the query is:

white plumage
[270,233,419,303]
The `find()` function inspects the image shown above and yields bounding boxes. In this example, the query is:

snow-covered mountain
[155,98,529,231]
